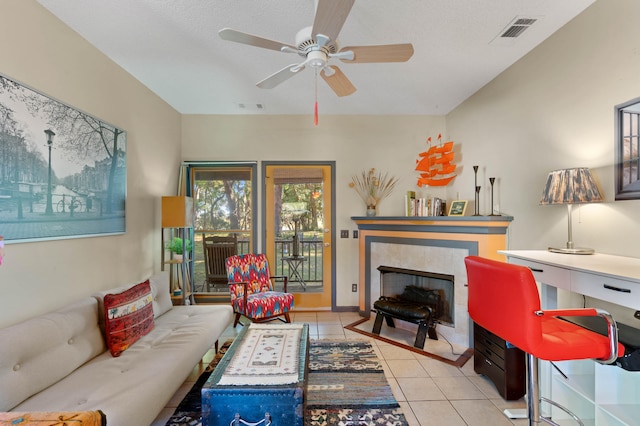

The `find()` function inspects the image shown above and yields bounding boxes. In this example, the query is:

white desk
[500,250,640,426]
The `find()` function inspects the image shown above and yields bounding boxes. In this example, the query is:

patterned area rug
[166,339,408,426]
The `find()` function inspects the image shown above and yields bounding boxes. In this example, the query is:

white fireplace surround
[370,243,470,347]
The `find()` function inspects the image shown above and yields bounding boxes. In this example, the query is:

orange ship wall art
[416,134,457,187]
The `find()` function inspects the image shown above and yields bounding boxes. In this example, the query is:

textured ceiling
[36,0,595,115]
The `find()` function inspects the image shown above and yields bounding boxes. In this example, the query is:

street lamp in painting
[44,129,55,215]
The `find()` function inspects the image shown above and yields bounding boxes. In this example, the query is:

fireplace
[378,265,454,327]
[353,215,513,347]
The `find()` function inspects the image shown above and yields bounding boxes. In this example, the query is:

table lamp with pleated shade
[540,168,603,254]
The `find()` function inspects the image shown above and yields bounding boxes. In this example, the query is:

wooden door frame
[262,161,336,310]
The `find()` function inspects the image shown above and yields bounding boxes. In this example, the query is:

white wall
[0,0,182,328]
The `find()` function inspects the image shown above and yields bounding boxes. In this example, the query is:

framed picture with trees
[0,74,126,242]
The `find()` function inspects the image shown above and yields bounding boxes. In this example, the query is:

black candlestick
[473,165,478,188]
[474,185,481,216]
[473,166,479,215]
[489,177,499,216]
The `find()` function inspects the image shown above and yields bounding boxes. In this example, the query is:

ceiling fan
[218,0,414,98]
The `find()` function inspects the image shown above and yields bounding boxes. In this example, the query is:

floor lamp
[162,196,194,303]
[540,167,603,255]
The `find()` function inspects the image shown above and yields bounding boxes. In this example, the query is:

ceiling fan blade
[321,66,356,97]
[219,28,296,52]
[312,0,355,42]
[256,64,304,89]
[339,44,415,63]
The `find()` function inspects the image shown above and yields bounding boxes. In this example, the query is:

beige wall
[447,0,640,258]
[182,0,640,311]
[446,0,640,323]
[0,0,182,328]
[182,114,447,308]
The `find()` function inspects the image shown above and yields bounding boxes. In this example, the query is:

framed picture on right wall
[615,96,640,200]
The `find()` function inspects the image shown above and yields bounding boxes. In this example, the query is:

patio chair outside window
[203,235,237,292]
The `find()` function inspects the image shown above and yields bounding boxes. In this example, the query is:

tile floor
[151,311,528,426]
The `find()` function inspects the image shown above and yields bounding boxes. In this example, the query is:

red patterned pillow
[103,280,154,357]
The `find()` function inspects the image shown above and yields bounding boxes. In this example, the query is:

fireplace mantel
[352,215,513,346]
[352,215,513,233]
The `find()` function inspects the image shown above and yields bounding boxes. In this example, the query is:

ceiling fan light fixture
[307,50,327,68]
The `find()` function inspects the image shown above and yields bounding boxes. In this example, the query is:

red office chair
[464,256,623,426]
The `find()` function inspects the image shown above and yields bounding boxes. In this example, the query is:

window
[615,97,640,200]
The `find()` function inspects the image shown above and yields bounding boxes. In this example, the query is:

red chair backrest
[225,253,274,293]
[465,255,543,354]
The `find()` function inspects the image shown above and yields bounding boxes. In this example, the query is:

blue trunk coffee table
[202,323,309,426]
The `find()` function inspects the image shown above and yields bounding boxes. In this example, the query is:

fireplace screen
[378,265,454,326]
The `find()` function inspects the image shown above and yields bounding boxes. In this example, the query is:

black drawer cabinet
[473,322,526,400]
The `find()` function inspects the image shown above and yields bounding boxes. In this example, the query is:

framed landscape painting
[0,74,126,243]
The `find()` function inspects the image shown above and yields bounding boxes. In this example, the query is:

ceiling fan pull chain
[314,70,319,126]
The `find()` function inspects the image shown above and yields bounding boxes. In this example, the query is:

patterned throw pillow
[103,280,154,357]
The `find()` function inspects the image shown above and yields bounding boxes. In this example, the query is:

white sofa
[0,273,234,426]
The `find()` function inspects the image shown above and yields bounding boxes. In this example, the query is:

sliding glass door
[181,160,333,309]
[183,162,256,296]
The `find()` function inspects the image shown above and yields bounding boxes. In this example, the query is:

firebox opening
[377,265,455,327]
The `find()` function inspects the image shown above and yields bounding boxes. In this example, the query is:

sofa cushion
[93,272,173,333]
[103,280,154,357]
[0,298,105,411]
[148,272,173,317]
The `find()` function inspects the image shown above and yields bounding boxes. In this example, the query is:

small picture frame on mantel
[448,200,467,216]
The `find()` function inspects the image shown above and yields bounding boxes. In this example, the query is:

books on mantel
[405,191,445,216]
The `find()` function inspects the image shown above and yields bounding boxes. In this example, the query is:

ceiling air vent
[490,16,541,46]
[236,102,265,112]
[501,18,538,38]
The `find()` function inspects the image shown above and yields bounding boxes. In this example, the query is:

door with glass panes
[264,163,334,309]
